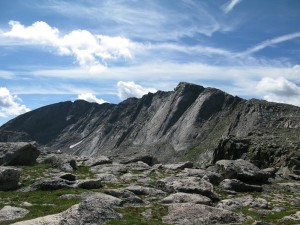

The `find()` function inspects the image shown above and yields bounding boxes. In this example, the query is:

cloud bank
[2,21,136,69]
[257,77,300,106]
[117,81,157,100]
[77,93,106,104]
[0,87,30,117]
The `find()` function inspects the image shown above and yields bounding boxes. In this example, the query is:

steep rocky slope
[0,82,300,172]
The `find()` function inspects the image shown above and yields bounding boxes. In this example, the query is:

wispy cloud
[222,0,243,14]
[240,32,300,56]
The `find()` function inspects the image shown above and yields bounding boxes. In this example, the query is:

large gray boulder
[104,189,144,203]
[214,159,270,184]
[0,142,40,166]
[217,195,268,211]
[83,156,112,167]
[162,162,193,170]
[60,193,122,225]
[0,166,21,191]
[0,206,29,222]
[12,193,122,225]
[161,192,212,205]
[178,168,223,185]
[162,203,245,225]
[157,176,216,200]
[43,154,77,171]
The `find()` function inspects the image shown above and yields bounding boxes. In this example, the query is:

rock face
[0,142,40,166]
[1,82,300,169]
[0,166,21,191]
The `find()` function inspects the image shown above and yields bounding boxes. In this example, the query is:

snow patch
[69,140,83,149]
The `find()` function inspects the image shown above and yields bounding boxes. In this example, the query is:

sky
[0,0,300,125]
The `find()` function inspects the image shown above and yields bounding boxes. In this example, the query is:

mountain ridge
[1,82,300,173]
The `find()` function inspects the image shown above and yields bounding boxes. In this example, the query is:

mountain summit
[1,82,299,172]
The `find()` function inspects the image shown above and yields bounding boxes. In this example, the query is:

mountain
[1,82,300,172]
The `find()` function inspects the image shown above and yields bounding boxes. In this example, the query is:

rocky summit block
[213,159,271,184]
[162,203,245,225]
[0,142,40,166]
[0,166,21,191]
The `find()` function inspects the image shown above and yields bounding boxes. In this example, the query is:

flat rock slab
[220,179,262,192]
[90,164,128,175]
[0,142,40,166]
[162,161,193,170]
[157,176,216,199]
[124,185,166,196]
[83,156,112,167]
[161,192,212,205]
[0,206,29,222]
[0,166,21,191]
[162,203,245,225]
[217,195,268,210]
[178,168,223,185]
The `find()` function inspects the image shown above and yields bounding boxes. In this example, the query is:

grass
[17,163,52,187]
[0,188,88,225]
[73,166,95,179]
[105,204,170,225]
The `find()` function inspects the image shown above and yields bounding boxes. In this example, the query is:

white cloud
[2,21,136,68]
[222,0,242,14]
[77,93,106,104]
[257,77,300,106]
[240,32,300,56]
[0,87,30,118]
[117,81,157,100]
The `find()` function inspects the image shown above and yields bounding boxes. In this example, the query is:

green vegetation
[105,204,170,225]
[17,163,52,187]
[0,188,87,225]
[73,166,95,179]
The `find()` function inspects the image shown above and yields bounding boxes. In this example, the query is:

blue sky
[0,0,300,125]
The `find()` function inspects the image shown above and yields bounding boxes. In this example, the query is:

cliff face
[1,82,300,171]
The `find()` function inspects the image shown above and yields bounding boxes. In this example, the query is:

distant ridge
[1,82,300,173]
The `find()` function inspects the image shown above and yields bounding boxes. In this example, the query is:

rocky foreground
[0,142,300,225]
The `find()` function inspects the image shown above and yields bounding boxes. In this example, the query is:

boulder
[157,176,216,200]
[217,195,268,210]
[162,161,193,170]
[120,155,158,166]
[214,159,270,184]
[25,178,75,191]
[104,189,144,203]
[43,154,77,171]
[0,206,29,222]
[83,156,112,167]
[60,173,76,181]
[220,179,262,192]
[60,193,122,225]
[161,192,212,205]
[280,211,300,222]
[12,193,122,225]
[178,168,223,185]
[76,179,102,189]
[0,166,21,191]
[90,164,128,175]
[124,185,166,196]
[0,142,40,166]
[162,203,245,225]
